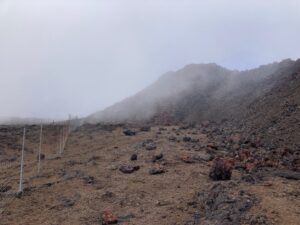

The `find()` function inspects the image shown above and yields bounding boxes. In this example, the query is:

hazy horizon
[1,0,300,120]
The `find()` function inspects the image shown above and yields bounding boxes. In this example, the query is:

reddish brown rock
[180,155,194,163]
[102,211,118,224]
[238,150,251,161]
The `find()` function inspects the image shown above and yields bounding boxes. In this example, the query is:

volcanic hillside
[1,59,300,225]
[86,59,300,127]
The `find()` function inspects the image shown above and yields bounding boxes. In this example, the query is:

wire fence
[0,118,74,215]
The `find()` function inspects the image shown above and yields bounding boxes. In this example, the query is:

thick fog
[0,0,300,120]
[86,59,298,124]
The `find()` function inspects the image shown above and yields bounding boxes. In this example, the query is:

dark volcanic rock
[0,185,12,193]
[37,153,45,160]
[209,158,233,181]
[123,129,136,136]
[130,154,138,161]
[149,166,165,175]
[62,198,76,207]
[187,183,255,225]
[183,136,192,142]
[119,165,140,174]
[151,153,164,162]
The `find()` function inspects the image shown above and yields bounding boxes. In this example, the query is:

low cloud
[0,0,299,119]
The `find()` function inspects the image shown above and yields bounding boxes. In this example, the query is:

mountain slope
[85,59,299,125]
[241,59,300,149]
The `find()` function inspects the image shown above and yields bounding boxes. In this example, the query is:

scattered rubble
[1,120,300,225]
[187,183,255,225]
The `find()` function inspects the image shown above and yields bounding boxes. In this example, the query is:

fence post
[62,126,64,154]
[18,128,26,193]
[57,126,60,154]
[59,127,63,155]
[37,124,43,174]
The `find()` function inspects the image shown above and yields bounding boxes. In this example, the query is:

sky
[0,0,300,119]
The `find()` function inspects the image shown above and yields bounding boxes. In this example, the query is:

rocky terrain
[1,59,300,224]
[0,121,299,225]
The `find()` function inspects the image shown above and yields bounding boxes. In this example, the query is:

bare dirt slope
[1,124,299,225]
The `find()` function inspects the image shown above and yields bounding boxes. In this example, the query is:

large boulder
[209,157,234,181]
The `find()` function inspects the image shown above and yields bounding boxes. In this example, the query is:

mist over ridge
[85,58,298,124]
